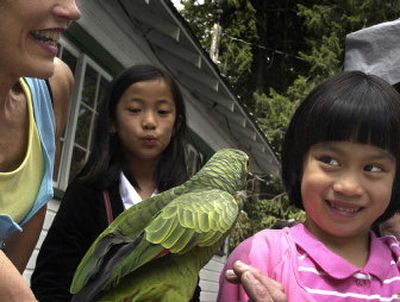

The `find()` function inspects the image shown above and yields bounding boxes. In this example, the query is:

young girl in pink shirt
[218,71,400,301]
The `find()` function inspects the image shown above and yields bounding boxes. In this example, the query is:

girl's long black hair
[76,64,188,192]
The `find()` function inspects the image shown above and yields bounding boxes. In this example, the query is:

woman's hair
[77,64,188,191]
[282,71,400,223]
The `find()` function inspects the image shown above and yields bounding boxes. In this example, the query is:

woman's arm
[0,251,37,301]
[4,206,46,273]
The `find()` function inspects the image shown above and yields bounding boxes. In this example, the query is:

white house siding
[23,202,225,301]
[23,199,60,285]
[199,256,226,301]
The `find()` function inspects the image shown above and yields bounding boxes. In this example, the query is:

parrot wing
[70,185,185,295]
[146,188,239,253]
[71,188,239,301]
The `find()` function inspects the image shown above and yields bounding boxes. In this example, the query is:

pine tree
[180,0,400,247]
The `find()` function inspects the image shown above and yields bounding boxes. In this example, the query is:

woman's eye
[128,108,141,113]
[364,164,383,173]
[319,156,338,166]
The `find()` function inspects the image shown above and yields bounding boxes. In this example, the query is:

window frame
[55,38,112,191]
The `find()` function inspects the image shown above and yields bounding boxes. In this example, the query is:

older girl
[31,65,201,301]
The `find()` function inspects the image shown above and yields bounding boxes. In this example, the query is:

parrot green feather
[70,148,249,301]
[99,247,211,302]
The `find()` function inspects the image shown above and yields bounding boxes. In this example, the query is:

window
[56,38,112,190]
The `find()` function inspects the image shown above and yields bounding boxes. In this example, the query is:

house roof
[117,0,280,177]
[74,0,280,177]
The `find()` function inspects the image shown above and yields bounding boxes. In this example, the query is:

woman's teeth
[31,30,60,45]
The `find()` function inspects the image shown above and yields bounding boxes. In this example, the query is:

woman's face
[0,0,80,79]
[112,78,177,164]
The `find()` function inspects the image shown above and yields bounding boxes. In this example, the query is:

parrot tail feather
[71,232,146,301]
[72,232,165,302]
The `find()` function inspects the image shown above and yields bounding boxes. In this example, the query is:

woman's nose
[54,0,81,22]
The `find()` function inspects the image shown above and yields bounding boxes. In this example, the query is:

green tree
[256,0,400,157]
[181,0,311,110]
[181,0,259,108]
[180,0,400,247]
[297,1,400,81]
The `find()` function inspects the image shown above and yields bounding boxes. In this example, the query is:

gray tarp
[344,18,400,85]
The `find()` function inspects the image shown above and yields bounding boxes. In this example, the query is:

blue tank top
[0,78,55,242]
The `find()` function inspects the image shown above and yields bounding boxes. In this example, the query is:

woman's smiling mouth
[30,29,63,56]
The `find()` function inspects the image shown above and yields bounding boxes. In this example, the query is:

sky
[171,0,206,11]
[171,0,183,11]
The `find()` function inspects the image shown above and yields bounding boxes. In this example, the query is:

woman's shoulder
[48,58,74,100]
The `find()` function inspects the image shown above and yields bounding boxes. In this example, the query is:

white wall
[199,256,226,301]
[23,199,60,285]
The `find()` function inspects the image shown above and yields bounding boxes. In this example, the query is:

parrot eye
[245,159,250,170]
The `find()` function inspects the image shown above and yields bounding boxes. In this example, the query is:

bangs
[302,81,400,156]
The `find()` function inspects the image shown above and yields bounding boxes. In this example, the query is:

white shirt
[119,172,157,210]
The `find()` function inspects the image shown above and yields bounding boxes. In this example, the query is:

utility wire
[221,32,306,62]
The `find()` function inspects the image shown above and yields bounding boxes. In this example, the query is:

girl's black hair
[282,71,400,223]
[77,64,188,192]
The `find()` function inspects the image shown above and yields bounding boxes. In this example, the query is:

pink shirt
[218,223,400,301]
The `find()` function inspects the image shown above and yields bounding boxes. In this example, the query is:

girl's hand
[224,260,287,302]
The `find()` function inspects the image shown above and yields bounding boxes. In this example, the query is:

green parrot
[70,148,249,302]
